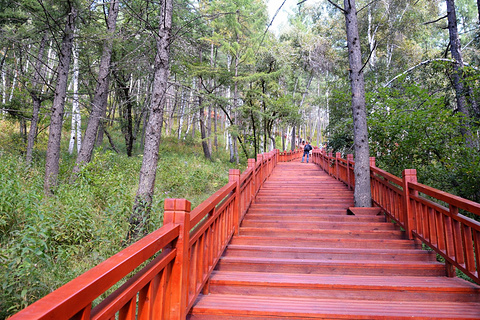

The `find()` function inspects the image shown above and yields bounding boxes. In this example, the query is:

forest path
[188,161,480,319]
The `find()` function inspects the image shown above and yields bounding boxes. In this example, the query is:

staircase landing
[189,162,480,319]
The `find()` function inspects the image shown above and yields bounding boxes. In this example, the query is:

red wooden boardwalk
[189,162,480,319]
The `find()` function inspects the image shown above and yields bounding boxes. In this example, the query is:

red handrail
[312,149,480,285]
[10,150,282,320]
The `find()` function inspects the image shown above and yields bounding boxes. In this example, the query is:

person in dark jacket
[302,141,312,163]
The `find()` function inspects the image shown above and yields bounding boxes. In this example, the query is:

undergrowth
[0,129,240,318]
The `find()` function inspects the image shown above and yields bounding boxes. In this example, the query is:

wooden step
[223,244,437,261]
[208,271,480,302]
[215,256,446,276]
[188,162,480,319]
[239,227,405,239]
[240,220,396,230]
[246,207,349,215]
[253,198,355,205]
[243,213,386,222]
[189,294,480,319]
[248,203,353,210]
[230,235,418,249]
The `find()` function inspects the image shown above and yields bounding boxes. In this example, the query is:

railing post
[229,169,241,234]
[328,152,333,176]
[347,154,353,190]
[402,169,417,240]
[370,157,376,167]
[163,199,191,320]
[335,152,341,180]
[257,154,263,185]
[248,159,256,202]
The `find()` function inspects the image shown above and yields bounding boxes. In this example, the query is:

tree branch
[423,15,447,25]
[358,0,380,14]
[383,58,479,87]
[326,0,347,14]
[359,41,377,74]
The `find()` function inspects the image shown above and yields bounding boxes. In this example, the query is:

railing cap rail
[409,181,480,217]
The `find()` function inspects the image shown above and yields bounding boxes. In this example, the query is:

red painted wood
[189,162,480,319]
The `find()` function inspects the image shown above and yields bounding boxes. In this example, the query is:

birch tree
[72,0,119,176]
[26,33,48,165]
[68,38,81,155]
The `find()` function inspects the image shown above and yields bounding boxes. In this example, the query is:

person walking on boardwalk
[302,141,312,163]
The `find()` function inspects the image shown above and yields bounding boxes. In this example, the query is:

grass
[0,121,243,319]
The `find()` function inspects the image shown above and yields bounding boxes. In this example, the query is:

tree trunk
[446,0,474,145]
[128,0,173,242]
[198,51,211,160]
[477,0,480,24]
[290,126,296,151]
[26,33,47,165]
[44,6,77,195]
[114,72,135,156]
[344,0,371,207]
[69,37,81,155]
[72,0,119,175]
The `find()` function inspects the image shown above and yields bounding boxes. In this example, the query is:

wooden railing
[278,149,303,162]
[10,150,282,320]
[312,149,480,285]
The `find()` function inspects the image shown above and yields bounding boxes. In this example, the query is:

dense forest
[0,0,479,317]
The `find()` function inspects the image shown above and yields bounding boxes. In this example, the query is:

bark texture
[446,0,474,145]
[128,0,173,241]
[344,0,372,207]
[44,7,77,194]
[72,0,119,175]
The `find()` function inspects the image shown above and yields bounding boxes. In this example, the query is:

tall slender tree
[326,0,372,206]
[445,0,475,146]
[128,0,174,241]
[44,2,78,194]
[26,32,48,165]
[72,0,120,176]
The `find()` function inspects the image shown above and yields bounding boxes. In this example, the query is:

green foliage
[0,133,235,318]
[368,84,480,203]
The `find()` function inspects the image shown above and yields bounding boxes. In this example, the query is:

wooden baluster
[138,280,155,320]
[335,152,341,181]
[402,169,417,240]
[257,154,263,185]
[323,150,327,172]
[119,297,136,320]
[248,158,256,203]
[462,226,475,274]
[347,154,353,190]
[164,199,191,320]
[444,214,456,277]
[369,157,376,196]
[71,304,92,320]
[473,230,480,277]
[229,169,241,235]
[450,206,465,267]
[328,152,333,176]
[428,207,437,246]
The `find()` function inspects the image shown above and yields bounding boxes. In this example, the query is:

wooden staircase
[188,162,480,319]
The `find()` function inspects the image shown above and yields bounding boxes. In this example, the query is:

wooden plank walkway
[188,162,480,319]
